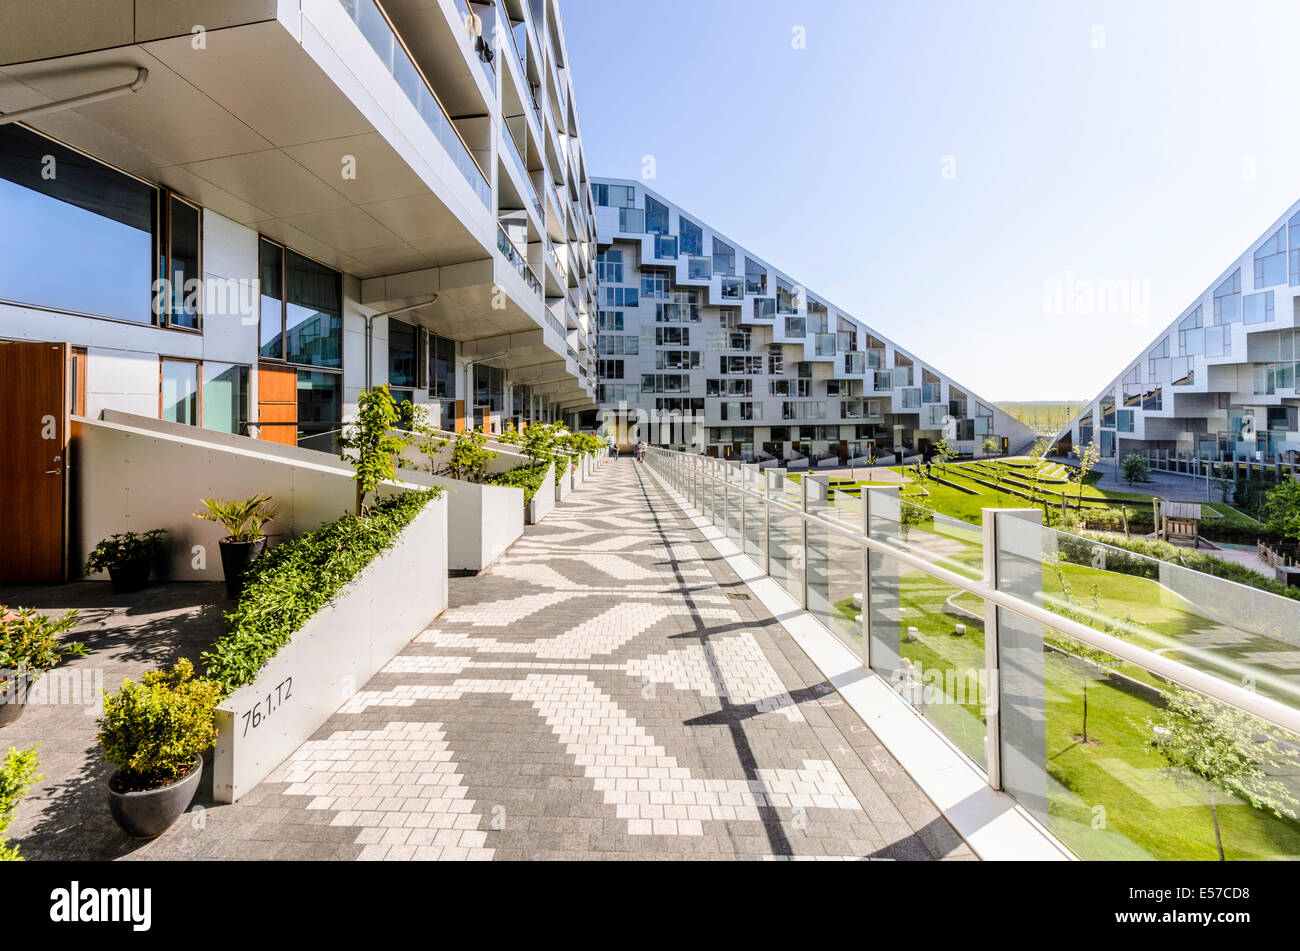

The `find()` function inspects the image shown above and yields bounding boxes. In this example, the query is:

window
[597,310,624,331]
[1213,269,1240,325]
[161,194,202,329]
[745,257,766,296]
[680,216,704,255]
[712,238,736,276]
[594,183,635,208]
[160,358,250,434]
[1116,409,1134,432]
[1290,211,1300,287]
[297,369,342,443]
[388,317,421,389]
[596,249,624,283]
[428,332,456,399]
[640,374,690,393]
[785,316,806,338]
[656,350,700,370]
[1100,393,1116,427]
[654,234,678,259]
[160,359,199,426]
[1244,290,1274,325]
[687,256,710,280]
[0,124,155,324]
[619,207,644,233]
[1178,308,1203,356]
[599,335,639,355]
[603,286,639,307]
[1254,228,1287,288]
[641,271,670,299]
[645,195,669,235]
[259,239,342,369]
[473,364,505,411]
[595,184,634,207]
[753,298,775,321]
[598,359,625,379]
[655,326,690,346]
[776,279,797,315]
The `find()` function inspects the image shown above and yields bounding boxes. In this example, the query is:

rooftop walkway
[13,460,972,861]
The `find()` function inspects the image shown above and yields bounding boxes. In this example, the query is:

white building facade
[1057,199,1300,466]
[0,0,598,446]
[592,179,1032,462]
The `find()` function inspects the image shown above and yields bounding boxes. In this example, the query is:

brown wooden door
[257,364,298,446]
[0,341,69,582]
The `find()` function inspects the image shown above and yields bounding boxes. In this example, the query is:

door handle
[45,468,61,475]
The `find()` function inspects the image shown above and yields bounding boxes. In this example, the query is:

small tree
[1211,464,1235,505]
[0,746,40,861]
[1264,479,1300,543]
[1149,688,1300,860]
[1024,436,1053,507]
[444,430,498,483]
[932,437,953,475]
[521,422,558,469]
[338,385,409,516]
[1120,452,1149,487]
[1051,555,1127,744]
[1070,439,1101,510]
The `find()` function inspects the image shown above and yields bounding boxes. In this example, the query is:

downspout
[0,67,149,126]
[362,297,437,391]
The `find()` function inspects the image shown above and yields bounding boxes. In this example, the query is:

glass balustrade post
[799,475,809,610]
[983,508,1044,801]
[864,487,901,681]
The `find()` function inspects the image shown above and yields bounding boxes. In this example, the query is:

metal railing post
[800,474,809,610]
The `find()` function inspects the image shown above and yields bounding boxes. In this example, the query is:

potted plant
[0,607,87,728]
[85,529,168,593]
[194,495,279,599]
[98,659,219,839]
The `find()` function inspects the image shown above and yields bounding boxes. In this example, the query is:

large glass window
[645,195,669,235]
[712,238,735,276]
[161,359,199,426]
[298,370,342,443]
[679,216,704,256]
[428,332,456,400]
[1213,269,1240,324]
[1290,211,1300,287]
[473,364,505,411]
[388,317,420,388]
[259,239,342,368]
[1244,290,1274,325]
[162,195,201,329]
[0,124,155,323]
[745,257,767,296]
[202,362,249,434]
[1254,228,1286,288]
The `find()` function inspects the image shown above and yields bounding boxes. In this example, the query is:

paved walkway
[20,460,971,861]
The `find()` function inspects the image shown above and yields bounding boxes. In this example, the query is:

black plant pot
[0,674,33,729]
[218,538,266,600]
[107,559,152,594]
[107,757,204,839]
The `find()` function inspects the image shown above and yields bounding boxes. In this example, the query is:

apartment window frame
[258,236,344,371]
[158,356,251,434]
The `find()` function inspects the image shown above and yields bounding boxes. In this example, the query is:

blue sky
[562,0,1300,402]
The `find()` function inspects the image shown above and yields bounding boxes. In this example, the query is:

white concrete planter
[212,496,449,803]
[415,476,522,571]
[555,467,573,502]
[525,463,556,525]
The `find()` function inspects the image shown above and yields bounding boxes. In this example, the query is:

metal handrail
[648,448,1300,737]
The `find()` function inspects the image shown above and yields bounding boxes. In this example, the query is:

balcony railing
[338,0,490,207]
[647,448,1300,861]
[502,126,541,220]
[496,224,542,298]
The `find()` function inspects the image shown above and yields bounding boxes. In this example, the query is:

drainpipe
[0,67,149,126]
[362,297,437,391]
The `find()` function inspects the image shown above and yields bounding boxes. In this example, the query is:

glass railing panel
[725,464,742,541]
[1039,525,1300,712]
[742,466,765,560]
[338,0,491,207]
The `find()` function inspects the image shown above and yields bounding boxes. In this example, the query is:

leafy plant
[84,529,167,574]
[444,430,498,483]
[520,422,559,468]
[932,437,953,475]
[486,463,550,503]
[898,499,931,542]
[1071,439,1101,510]
[201,489,442,695]
[1149,688,1300,861]
[981,437,999,456]
[0,746,40,861]
[338,385,410,516]
[1120,452,1150,487]
[193,495,279,543]
[0,607,86,687]
[98,659,220,791]
[1264,479,1300,543]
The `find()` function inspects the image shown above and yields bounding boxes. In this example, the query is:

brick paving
[11,459,973,861]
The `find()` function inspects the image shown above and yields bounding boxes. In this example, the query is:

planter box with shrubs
[205,489,448,803]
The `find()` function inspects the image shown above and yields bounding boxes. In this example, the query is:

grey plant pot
[0,674,32,729]
[107,757,203,839]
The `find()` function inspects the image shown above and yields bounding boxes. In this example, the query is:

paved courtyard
[10,460,972,861]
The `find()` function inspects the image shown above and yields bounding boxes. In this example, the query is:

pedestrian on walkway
[636,441,647,463]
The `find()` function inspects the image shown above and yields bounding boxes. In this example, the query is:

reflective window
[1213,269,1240,324]
[712,238,735,276]
[745,257,767,296]
[645,195,669,235]
[388,317,419,388]
[428,332,456,399]
[1254,228,1286,288]
[202,362,250,434]
[260,239,342,368]
[0,124,155,323]
[679,216,704,255]
[161,359,199,426]
[163,196,201,329]
[1244,290,1274,325]
[297,369,342,442]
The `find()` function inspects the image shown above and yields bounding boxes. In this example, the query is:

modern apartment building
[591,179,1032,462]
[1056,198,1300,466]
[0,0,598,451]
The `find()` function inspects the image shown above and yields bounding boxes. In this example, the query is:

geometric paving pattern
[116,459,975,861]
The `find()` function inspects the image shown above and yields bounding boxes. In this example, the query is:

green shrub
[97,659,220,791]
[202,489,442,694]
[1265,480,1300,543]
[486,464,550,503]
[84,529,167,574]
[0,746,40,861]
[444,430,498,483]
[1057,530,1300,602]
[338,385,409,516]
[0,607,87,687]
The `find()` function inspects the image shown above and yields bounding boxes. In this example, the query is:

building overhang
[0,3,494,280]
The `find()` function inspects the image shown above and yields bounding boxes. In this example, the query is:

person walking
[636,441,647,463]
[607,432,617,459]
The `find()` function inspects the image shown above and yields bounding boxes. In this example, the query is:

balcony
[497,224,542,298]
